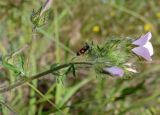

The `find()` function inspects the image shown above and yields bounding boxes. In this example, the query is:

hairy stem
[0,62,93,93]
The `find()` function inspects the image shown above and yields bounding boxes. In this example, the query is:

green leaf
[2,55,25,76]
[50,63,59,69]
[65,65,72,75]
[97,45,103,52]
[50,63,60,75]
[50,63,66,84]
[71,64,76,77]
[2,56,20,73]
[65,64,76,77]
[18,55,25,75]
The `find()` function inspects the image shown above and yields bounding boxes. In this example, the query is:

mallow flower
[103,66,124,77]
[132,32,153,61]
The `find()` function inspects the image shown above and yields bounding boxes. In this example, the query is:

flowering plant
[0,32,154,93]
[83,32,154,77]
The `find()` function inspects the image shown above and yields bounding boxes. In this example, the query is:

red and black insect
[77,43,90,56]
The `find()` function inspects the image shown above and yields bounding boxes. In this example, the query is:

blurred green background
[0,0,160,115]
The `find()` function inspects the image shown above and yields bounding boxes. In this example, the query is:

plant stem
[0,62,93,93]
[0,101,18,115]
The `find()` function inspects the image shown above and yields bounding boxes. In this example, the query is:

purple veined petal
[143,42,153,56]
[132,47,152,61]
[103,67,124,77]
[132,32,152,46]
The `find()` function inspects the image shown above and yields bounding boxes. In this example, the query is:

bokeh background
[0,0,160,115]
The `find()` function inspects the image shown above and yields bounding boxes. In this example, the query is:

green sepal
[30,7,46,28]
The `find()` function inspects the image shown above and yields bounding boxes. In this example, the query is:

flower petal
[132,32,152,46]
[132,47,152,61]
[103,67,124,77]
[125,68,138,73]
[40,0,53,16]
[143,42,153,56]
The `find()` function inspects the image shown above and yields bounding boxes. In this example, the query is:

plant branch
[0,62,93,93]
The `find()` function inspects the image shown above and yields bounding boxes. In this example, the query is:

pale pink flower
[103,66,124,77]
[132,32,153,61]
